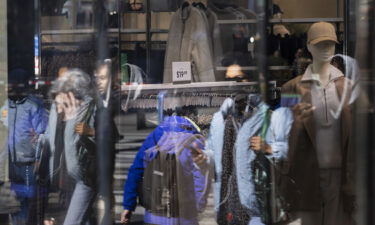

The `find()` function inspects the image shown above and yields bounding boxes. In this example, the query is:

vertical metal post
[117,0,121,79]
[34,0,41,80]
[96,0,109,61]
[146,0,151,78]
[255,0,269,104]
[158,91,166,123]
[343,0,349,57]
[365,2,375,225]
[354,1,375,224]
[95,1,113,225]
[72,0,78,29]
[0,0,8,192]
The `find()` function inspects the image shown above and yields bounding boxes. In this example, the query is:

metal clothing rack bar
[121,81,279,111]
[40,28,169,35]
[217,17,344,25]
[121,81,277,94]
[216,66,290,71]
[119,28,169,34]
[120,40,167,43]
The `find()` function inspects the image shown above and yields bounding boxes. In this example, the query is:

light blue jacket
[203,100,293,216]
[1,96,48,163]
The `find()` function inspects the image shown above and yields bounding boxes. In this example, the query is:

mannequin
[307,40,336,87]
[281,22,355,225]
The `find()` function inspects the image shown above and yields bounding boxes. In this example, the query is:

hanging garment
[201,99,293,222]
[218,116,251,225]
[163,4,215,83]
[193,4,225,80]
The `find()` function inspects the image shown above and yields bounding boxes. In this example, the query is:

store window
[1,0,374,225]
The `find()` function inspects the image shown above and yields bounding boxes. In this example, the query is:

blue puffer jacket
[1,96,48,163]
[123,116,209,225]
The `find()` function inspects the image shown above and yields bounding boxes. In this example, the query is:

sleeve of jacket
[191,12,216,82]
[266,107,294,161]
[183,135,211,212]
[191,153,211,213]
[123,126,164,211]
[162,11,181,83]
[30,99,49,134]
[193,136,215,173]
[191,41,215,82]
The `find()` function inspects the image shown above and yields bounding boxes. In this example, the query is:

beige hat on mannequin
[307,22,339,45]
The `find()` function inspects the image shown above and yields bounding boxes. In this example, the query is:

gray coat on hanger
[163,4,216,83]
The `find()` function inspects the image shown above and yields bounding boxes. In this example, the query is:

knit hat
[307,22,338,45]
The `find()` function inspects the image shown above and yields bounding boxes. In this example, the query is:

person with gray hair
[44,68,97,225]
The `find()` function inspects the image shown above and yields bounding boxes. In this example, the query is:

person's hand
[43,218,56,225]
[120,210,132,224]
[292,103,315,121]
[184,135,207,166]
[75,123,95,136]
[61,92,81,121]
[190,142,208,166]
[249,136,272,154]
[30,128,39,148]
[55,93,64,114]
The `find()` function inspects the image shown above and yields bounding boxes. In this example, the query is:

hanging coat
[163,4,216,83]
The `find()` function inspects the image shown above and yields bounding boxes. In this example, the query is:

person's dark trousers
[0,214,9,225]
[9,163,47,225]
[9,163,34,225]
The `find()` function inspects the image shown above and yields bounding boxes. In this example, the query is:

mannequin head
[307,40,336,63]
[307,22,338,63]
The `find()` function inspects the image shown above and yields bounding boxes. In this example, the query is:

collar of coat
[301,64,344,83]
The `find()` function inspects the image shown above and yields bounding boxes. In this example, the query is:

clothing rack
[121,81,277,111]
[40,28,169,35]
[216,66,290,71]
[122,81,276,92]
[217,17,344,25]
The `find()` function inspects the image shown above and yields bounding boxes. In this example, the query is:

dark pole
[96,0,109,61]
[7,0,35,75]
[354,0,375,224]
[256,0,269,105]
[95,1,114,225]
[254,0,271,224]
[146,0,151,78]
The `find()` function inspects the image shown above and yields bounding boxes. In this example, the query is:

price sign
[172,61,192,83]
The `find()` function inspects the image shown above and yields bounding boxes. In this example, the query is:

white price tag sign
[172,61,192,83]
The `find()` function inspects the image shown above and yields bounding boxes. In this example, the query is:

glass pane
[1,0,374,224]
